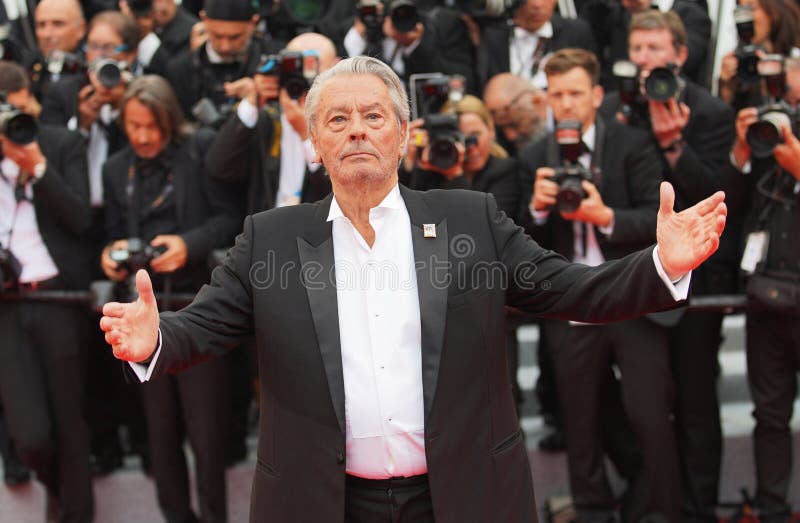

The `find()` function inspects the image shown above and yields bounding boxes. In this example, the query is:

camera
[45,50,86,76]
[0,24,22,63]
[357,0,385,44]
[613,60,648,126]
[644,63,685,102]
[0,94,38,145]
[745,55,799,158]
[89,58,132,89]
[551,120,597,213]
[453,0,523,18]
[128,0,153,16]
[410,73,467,170]
[734,5,763,85]
[257,49,320,100]
[389,0,419,32]
[0,243,21,291]
[109,238,167,274]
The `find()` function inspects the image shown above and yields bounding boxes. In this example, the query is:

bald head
[484,73,537,107]
[286,32,339,72]
[35,0,85,56]
[483,73,547,147]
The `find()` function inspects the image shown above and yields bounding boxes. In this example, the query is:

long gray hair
[304,56,410,136]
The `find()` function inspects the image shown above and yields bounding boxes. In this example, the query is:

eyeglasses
[84,42,130,56]
[489,89,536,124]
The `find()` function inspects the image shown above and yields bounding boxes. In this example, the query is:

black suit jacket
[518,118,662,260]
[476,14,597,92]
[205,110,332,215]
[103,130,241,290]
[157,7,198,57]
[151,186,680,523]
[30,125,94,289]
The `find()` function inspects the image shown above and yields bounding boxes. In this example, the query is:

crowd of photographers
[0,0,797,522]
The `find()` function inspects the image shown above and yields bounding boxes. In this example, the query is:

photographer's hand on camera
[531,167,559,211]
[410,124,465,180]
[650,99,690,157]
[77,84,103,131]
[732,107,758,169]
[148,235,187,273]
[0,135,46,177]
[279,89,308,140]
[772,124,800,180]
[102,239,130,282]
[560,181,614,227]
[224,77,258,107]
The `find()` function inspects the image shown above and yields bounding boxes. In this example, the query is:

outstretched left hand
[656,182,726,281]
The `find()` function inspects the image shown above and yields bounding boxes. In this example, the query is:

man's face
[546,67,603,131]
[485,89,547,145]
[310,73,406,189]
[6,88,35,116]
[513,0,558,33]
[124,98,166,159]
[628,28,686,75]
[201,16,255,61]
[152,0,177,28]
[85,23,135,64]
[35,1,85,56]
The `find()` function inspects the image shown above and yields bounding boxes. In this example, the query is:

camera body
[734,4,763,85]
[109,238,166,274]
[257,49,320,100]
[644,64,686,102]
[745,54,800,158]
[89,58,132,89]
[612,60,685,128]
[551,120,597,214]
[0,95,38,145]
[410,73,467,171]
[357,0,385,44]
[45,50,86,76]
[0,24,22,63]
[0,243,21,291]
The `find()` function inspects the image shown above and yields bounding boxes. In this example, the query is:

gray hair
[305,56,410,136]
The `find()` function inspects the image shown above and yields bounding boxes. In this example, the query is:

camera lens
[284,76,308,100]
[428,138,459,171]
[4,113,37,145]
[644,68,678,101]
[97,61,122,89]
[557,177,586,214]
[747,111,791,158]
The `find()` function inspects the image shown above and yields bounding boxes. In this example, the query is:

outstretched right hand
[100,269,160,363]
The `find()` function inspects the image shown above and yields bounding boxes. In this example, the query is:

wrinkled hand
[773,124,800,181]
[148,235,187,273]
[732,107,758,169]
[560,181,613,227]
[649,99,690,149]
[254,74,279,105]
[100,269,160,363]
[656,182,726,281]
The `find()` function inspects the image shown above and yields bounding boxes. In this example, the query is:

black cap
[203,0,259,21]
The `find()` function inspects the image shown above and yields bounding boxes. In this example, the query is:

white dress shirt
[328,184,427,479]
[0,157,59,283]
[510,22,554,89]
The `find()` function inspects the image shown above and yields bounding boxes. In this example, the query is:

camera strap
[125,161,175,240]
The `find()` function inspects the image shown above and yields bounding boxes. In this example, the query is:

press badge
[740,231,769,274]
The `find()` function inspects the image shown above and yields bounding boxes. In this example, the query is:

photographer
[120,0,197,60]
[718,0,800,111]
[25,0,86,108]
[165,0,283,128]
[101,75,240,523]
[483,72,550,156]
[724,60,800,520]
[0,60,94,522]
[405,94,521,220]
[205,32,337,215]
[599,11,738,521]
[519,48,681,523]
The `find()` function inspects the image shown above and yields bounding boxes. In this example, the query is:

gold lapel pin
[423,224,436,238]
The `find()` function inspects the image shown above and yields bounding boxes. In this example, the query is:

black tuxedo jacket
[152,186,679,522]
[102,130,241,289]
[204,110,332,215]
[30,125,93,289]
[518,118,662,260]
[157,7,198,58]
[476,14,597,92]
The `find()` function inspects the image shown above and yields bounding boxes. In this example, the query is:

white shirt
[0,157,59,283]
[510,22,554,89]
[328,184,427,479]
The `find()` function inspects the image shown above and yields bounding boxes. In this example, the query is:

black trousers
[0,300,94,523]
[548,317,682,523]
[745,308,800,517]
[141,357,229,523]
[669,309,724,523]
[345,474,434,523]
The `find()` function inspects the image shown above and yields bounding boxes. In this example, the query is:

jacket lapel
[399,186,449,424]
[296,194,346,434]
